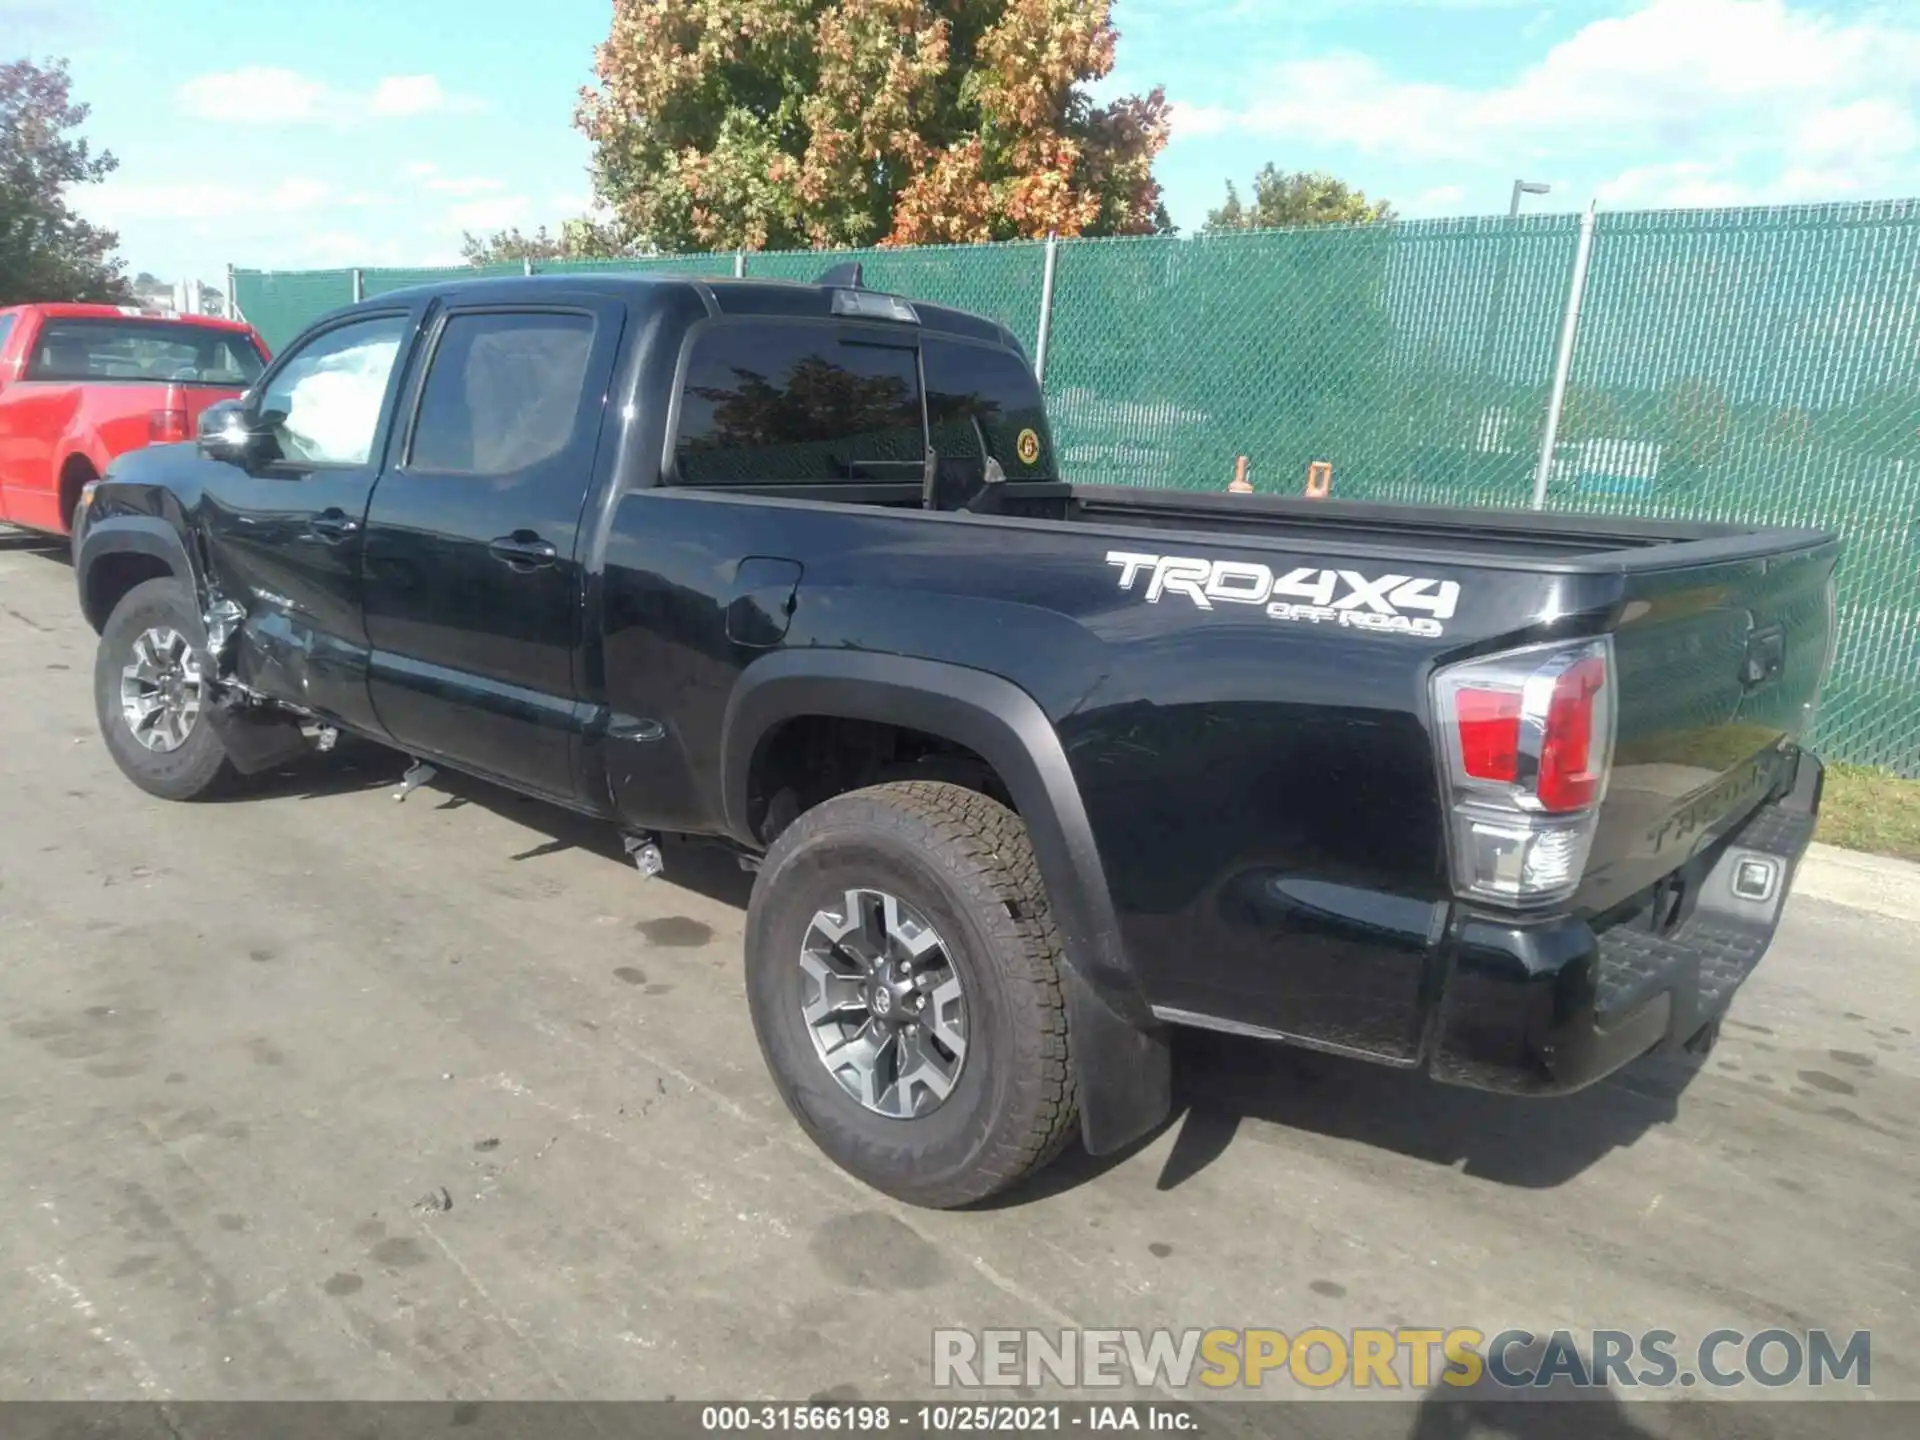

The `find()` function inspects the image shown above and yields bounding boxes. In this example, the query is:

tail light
[150,384,189,444]
[1431,636,1616,908]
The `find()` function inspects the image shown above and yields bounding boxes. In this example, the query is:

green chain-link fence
[232,198,1920,775]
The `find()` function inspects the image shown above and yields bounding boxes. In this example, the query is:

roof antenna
[816,261,864,288]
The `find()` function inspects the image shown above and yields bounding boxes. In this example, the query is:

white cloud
[1789,99,1918,169]
[1167,101,1233,140]
[369,76,447,117]
[177,67,480,126]
[546,190,612,218]
[1594,162,1756,209]
[303,231,387,267]
[178,68,330,123]
[0,0,94,37]
[448,196,532,232]
[80,177,367,221]
[433,176,508,196]
[1183,0,1920,205]
[1412,184,1468,211]
[296,232,465,269]
[404,161,510,196]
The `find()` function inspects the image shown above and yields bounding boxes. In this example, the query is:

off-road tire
[94,577,238,802]
[744,780,1078,1208]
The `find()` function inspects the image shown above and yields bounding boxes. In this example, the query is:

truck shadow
[0,530,71,562]
[253,743,1704,1199]
[1400,1336,1673,1440]
[1000,1034,1706,1206]
[237,741,760,897]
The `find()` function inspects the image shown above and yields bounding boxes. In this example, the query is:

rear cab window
[23,319,266,386]
[674,324,924,485]
[669,320,1052,487]
[923,337,1054,480]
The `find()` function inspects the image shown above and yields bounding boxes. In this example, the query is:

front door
[359,298,625,803]
[197,307,420,733]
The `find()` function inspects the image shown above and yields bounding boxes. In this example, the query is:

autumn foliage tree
[1,57,129,304]
[575,0,1171,252]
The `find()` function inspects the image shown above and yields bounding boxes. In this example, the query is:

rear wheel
[93,577,238,801]
[744,780,1078,1208]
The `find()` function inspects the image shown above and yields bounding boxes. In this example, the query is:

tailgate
[1579,541,1839,913]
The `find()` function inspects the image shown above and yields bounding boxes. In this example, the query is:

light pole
[1510,179,1551,217]
[1477,181,1554,461]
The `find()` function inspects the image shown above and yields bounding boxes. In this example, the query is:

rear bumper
[1430,747,1823,1095]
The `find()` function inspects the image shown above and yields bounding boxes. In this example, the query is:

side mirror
[198,398,259,463]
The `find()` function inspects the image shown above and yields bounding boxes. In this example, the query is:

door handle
[489,532,558,571]
[309,509,360,541]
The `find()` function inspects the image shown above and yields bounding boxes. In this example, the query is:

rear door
[359,297,625,803]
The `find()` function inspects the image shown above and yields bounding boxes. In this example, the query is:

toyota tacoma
[72,270,1839,1207]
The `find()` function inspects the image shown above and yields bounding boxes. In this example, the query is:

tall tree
[1204,165,1394,233]
[0,57,129,304]
[575,0,1170,253]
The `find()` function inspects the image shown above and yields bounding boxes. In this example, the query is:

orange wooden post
[1228,455,1253,493]
[1305,461,1332,499]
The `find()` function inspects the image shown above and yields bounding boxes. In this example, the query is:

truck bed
[1064,487,1823,567]
[709,477,1824,569]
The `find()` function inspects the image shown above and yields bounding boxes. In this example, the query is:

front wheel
[743,781,1078,1208]
[93,577,238,802]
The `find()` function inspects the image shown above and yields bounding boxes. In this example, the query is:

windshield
[24,318,265,386]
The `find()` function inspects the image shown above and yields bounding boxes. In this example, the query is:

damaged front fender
[198,588,322,776]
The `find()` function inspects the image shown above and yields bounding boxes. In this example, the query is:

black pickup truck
[74,270,1839,1207]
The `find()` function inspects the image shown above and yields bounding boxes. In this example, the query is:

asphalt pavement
[2,533,1915,1430]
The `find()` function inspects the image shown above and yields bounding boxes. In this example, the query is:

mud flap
[1064,965,1173,1156]
[203,696,313,775]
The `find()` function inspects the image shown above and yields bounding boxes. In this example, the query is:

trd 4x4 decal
[1105,551,1461,639]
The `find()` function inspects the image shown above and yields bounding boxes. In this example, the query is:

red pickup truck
[0,303,271,539]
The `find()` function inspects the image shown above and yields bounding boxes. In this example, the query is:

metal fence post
[351,268,365,304]
[1033,232,1060,385]
[734,250,746,279]
[1531,201,1597,509]
[523,257,535,277]
[225,264,239,323]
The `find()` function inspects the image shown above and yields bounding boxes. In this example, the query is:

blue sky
[13,0,1920,287]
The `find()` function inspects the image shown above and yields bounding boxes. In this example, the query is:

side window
[408,311,596,475]
[922,339,1053,479]
[674,324,924,484]
[0,314,15,362]
[258,315,409,466]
